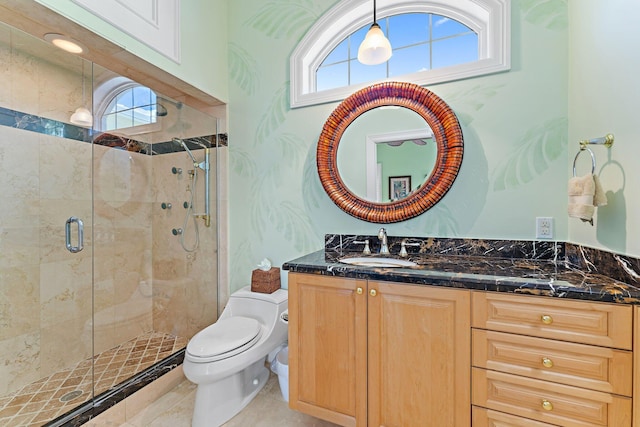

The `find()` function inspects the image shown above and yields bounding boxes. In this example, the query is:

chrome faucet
[378,228,390,255]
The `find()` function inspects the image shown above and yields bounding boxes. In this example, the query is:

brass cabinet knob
[542,357,554,368]
[356,287,363,294]
[370,289,377,297]
[541,314,553,325]
[541,399,553,411]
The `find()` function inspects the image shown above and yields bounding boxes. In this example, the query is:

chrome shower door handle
[65,216,84,253]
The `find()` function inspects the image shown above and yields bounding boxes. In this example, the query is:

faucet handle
[353,240,371,254]
[399,241,408,258]
[399,239,420,258]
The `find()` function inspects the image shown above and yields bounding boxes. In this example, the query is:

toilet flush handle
[280,310,288,323]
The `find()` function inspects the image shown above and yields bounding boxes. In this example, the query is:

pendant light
[70,61,93,127]
[357,0,392,65]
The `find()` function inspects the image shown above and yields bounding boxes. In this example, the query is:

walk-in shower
[0,21,221,426]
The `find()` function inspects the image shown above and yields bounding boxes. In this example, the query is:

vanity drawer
[472,368,632,426]
[471,292,632,349]
[472,406,557,426]
[472,329,632,396]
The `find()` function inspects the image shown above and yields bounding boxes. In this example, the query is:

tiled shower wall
[0,23,219,400]
[151,150,218,339]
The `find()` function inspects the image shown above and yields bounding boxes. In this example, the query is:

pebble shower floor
[0,332,187,426]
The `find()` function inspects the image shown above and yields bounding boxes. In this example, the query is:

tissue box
[251,267,281,293]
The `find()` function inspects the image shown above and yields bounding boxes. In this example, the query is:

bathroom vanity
[283,237,640,427]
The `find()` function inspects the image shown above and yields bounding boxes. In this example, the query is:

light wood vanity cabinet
[288,273,471,427]
[472,292,633,426]
[289,272,639,426]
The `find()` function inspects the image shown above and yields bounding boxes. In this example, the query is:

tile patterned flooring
[0,332,187,427]
[87,372,339,427]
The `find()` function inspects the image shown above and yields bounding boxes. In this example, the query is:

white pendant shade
[357,23,392,65]
[70,107,93,127]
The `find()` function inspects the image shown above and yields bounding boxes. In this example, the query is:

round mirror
[317,81,463,223]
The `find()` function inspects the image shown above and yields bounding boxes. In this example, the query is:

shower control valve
[161,202,172,210]
[172,228,183,236]
[171,166,182,175]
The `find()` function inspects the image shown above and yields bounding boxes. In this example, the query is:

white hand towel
[568,174,607,225]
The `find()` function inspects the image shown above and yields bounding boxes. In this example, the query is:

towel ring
[573,147,596,177]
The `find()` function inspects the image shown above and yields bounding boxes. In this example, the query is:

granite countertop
[283,244,640,304]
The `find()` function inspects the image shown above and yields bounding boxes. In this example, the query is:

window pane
[349,26,369,60]
[132,86,151,107]
[133,107,152,126]
[103,113,116,131]
[388,13,428,48]
[389,44,430,77]
[116,110,134,128]
[116,89,134,111]
[324,39,349,65]
[317,61,349,92]
[350,59,386,86]
[432,14,473,39]
[432,33,478,68]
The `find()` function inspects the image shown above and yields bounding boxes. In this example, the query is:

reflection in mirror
[337,106,436,203]
[317,81,463,223]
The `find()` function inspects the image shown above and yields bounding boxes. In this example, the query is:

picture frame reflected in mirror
[389,175,411,201]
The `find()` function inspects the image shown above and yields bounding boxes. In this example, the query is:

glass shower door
[0,24,96,426]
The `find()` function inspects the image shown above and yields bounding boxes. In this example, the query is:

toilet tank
[223,286,288,326]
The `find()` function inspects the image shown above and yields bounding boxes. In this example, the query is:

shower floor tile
[0,331,187,427]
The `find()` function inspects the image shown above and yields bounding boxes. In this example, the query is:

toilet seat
[186,317,263,362]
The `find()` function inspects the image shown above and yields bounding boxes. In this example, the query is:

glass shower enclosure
[0,21,219,426]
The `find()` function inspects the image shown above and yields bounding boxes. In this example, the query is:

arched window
[101,86,157,131]
[94,76,161,134]
[290,0,510,108]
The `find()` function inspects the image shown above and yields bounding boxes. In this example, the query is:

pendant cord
[373,0,377,24]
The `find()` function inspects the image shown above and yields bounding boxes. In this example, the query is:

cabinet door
[367,281,471,427]
[288,273,367,427]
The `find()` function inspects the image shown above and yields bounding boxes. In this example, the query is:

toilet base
[191,358,269,427]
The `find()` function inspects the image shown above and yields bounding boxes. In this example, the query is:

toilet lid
[187,317,262,359]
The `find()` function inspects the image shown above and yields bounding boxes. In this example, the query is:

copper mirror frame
[317,81,464,223]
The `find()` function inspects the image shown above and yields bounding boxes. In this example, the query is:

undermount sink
[339,257,417,268]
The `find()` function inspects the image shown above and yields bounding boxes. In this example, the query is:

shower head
[156,103,168,117]
[172,137,197,163]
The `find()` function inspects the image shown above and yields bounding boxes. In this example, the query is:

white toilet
[183,286,288,427]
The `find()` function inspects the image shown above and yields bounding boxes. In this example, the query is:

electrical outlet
[536,217,553,239]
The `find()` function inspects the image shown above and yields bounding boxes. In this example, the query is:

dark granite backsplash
[325,234,640,288]
[565,243,640,286]
[325,234,564,260]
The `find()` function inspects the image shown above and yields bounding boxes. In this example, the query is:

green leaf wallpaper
[254,84,289,144]
[227,0,571,292]
[492,117,567,191]
[244,0,322,39]
[521,0,568,30]
[229,43,260,96]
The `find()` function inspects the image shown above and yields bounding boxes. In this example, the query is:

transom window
[317,13,479,92]
[290,0,510,108]
[101,86,158,131]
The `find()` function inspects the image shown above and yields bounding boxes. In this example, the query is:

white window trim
[290,0,511,108]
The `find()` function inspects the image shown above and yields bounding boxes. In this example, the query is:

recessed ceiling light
[43,33,86,54]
